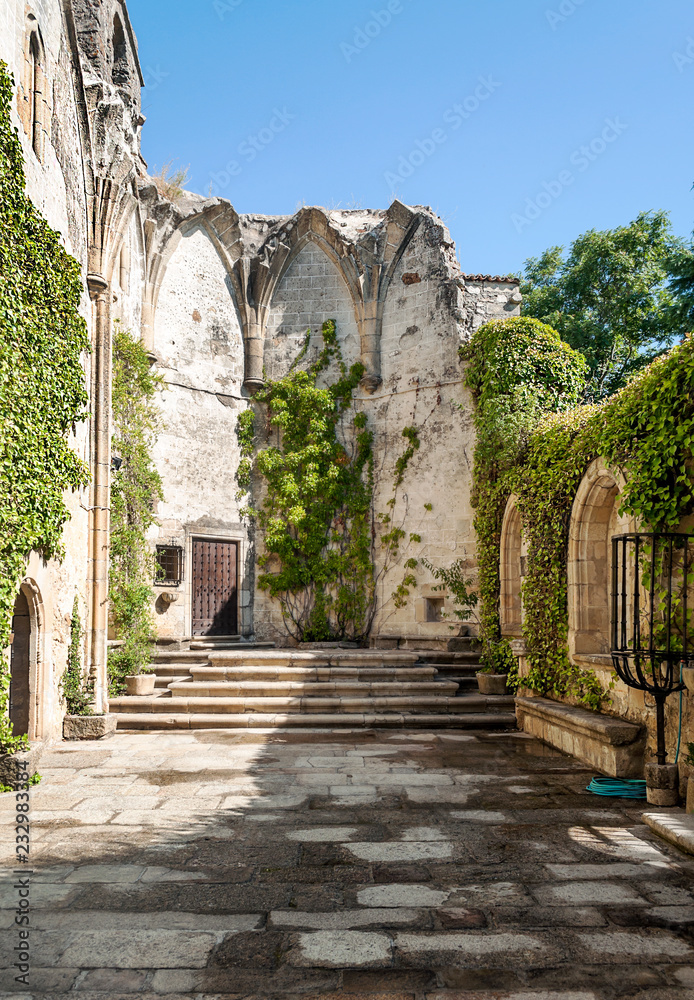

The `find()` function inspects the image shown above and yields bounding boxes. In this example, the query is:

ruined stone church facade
[1,0,520,742]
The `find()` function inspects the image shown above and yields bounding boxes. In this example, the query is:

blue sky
[128,0,694,276]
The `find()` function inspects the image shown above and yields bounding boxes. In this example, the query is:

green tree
[108,326,163,693]
[241,321,375,643]
[520,211,688,400]
[668,237,694,331]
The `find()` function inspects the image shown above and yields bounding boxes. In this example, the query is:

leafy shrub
[60,597,93,716]
[108,327,163,693]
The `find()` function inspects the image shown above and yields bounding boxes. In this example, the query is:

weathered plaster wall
[151,222,252,637]
[147,201,519,644]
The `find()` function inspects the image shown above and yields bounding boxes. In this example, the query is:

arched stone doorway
[10,590,31,736]
[568,458,632,657]
[500,495,526,637]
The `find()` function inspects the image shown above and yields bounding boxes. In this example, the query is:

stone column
[86,273,111,714]
[359,301,382,394]
[243,319,265,394]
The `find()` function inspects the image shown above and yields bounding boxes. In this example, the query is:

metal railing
[611,532,692,765]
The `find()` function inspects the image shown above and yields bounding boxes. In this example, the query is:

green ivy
[240,320,374,641]
[0,64,90,752]
[464,316,694,709]
[108,326,163,693]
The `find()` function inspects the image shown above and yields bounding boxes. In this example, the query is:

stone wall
[146,198,520,644]
[1,0,149,738]
[506,457,694,783]
[1,0,92,740]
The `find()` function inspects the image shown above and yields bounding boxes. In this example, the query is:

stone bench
[515,696,645,777]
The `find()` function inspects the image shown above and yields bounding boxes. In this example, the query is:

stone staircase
[108,642,516,730]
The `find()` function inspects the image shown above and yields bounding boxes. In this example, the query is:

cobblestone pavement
[2,728,694,999]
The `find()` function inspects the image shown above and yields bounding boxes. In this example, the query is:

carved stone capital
[359,374,382,394]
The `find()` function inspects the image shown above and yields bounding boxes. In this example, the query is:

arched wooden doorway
[10,590,31,736]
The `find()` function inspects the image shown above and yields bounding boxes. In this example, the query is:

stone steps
[109,645,513,732]
[110,694,515,714]
[112,711,518,730]
[187,665,441,681]
[167,680,459,697]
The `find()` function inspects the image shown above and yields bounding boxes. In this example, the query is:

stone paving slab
[2,728,694,998]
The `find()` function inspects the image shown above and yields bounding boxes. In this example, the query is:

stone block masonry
[3,726,694,996]
[146,195,521,644]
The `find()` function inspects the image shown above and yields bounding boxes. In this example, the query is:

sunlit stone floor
[1,728,694,999]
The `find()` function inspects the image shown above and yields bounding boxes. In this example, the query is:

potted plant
[62,598,116,739]
[421,558,516,695]
[476,636,515,695]
[125,671,155,696]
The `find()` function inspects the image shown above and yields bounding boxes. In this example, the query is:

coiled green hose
[586,776,647,798]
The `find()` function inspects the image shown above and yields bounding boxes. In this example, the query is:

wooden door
[10,590,31,736]
[192,539,238,636]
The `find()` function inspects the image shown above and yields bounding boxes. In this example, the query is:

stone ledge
[515,696,645,778]
[642,810,694,856]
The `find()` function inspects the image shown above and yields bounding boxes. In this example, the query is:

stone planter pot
[125,674,156,696]
[63,714,117,741]
[477,672,508,696]
[0,745,43,790]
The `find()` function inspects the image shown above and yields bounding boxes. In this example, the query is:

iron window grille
[155,545,183,586]
[611,532,692,764]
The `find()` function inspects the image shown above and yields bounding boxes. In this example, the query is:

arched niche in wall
[500,495,526,637]
[264,237,362,380]
[9,578,45,740]
[111,13,130,87]
[19,14,48,162]
[152,222,244,385]
[568,457,632,657]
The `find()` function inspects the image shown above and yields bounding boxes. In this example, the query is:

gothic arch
[253,210,364,323]
[568,457,633,657]
[19,13,48,162]
[500,495,526,637]
[142,200,425,391]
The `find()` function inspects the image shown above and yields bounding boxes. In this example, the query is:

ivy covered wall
[0,62,90,751]
[465,315,694,721]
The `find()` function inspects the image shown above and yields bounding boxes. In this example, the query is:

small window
[156,546,182,586]
[425,597,445,622]
[27,28,45,161]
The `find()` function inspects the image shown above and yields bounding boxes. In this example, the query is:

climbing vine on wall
[108,326,164,693]
[239,320,373,642]
[60,596,93,716]
[464,315,694,709]
[0,63,90,752]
